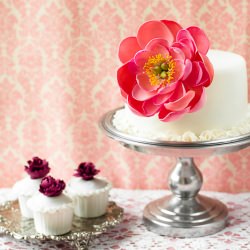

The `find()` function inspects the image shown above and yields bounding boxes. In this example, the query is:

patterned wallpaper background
[0,0,249,192]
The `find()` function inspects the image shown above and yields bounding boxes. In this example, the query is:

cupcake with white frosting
[12,157,50,218]
[27,176,73,235]
[67,162,112,218]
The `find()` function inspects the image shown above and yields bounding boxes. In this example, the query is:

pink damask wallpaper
[0,0,249,192]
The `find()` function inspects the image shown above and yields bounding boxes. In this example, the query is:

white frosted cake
[113,19,250,142]
[113,50,250,141]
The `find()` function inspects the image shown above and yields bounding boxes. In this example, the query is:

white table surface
[1,188,250,250]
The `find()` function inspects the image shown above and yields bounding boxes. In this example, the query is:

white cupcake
[67,162,112,218]
[12,157,50,218]
[27,176,73,235]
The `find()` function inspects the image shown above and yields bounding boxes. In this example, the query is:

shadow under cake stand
[100,108,250,238]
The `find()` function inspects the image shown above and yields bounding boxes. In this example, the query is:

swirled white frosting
[112,104,250,142]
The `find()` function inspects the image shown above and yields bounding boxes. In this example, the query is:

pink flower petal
[164,90,195,111]
[186,61,210,87]
[120,89,127,99]
[187,26,210,54]
[152,92,173,105]
[169,59,185,83]
[145,38,170,54]
[161,20,183,42]
[176,29,193,42]
[119,37,142,63]
[197,62,210,87]
[168,82,185,101]
[183,61,203,88]
[142,100,160,116]
[169,47,185,60]
[159,107,190,122]
[134,50,154,68]
[136,73,159,91]
[158,81,179,94]
[172,39,194,59]
[127,95,145,115]
[137,20,174,48]
[132,84,156,101]
[198,53,214,83]
[189,87,206,112]
[117,61,137,94]
[182,59,192,80]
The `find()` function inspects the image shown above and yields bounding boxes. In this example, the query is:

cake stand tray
[100,108,250,238]
[0,200,123,250]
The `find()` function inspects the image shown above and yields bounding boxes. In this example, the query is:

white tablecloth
[1,188,250,250]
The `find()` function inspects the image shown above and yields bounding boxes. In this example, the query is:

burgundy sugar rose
[74,162,100,180]
[25,156,50,179]
[39,176,66,197]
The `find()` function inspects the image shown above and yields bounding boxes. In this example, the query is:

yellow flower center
[143,54,175,87]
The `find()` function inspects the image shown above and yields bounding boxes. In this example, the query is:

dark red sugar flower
[74,162,100,180]
[25,156,50,179]
[39,176,66,197]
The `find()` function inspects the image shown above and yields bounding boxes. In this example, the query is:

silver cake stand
[100,107,250,238]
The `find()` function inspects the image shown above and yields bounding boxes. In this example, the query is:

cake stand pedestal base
[143,195,227,237]
[143,157,228,237]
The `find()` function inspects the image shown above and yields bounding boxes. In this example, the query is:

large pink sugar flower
[118,20,214,121]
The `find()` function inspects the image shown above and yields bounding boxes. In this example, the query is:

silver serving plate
[0,200,123,250]
[100,108,250,238]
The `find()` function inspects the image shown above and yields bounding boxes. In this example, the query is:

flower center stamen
[143,54,175,87]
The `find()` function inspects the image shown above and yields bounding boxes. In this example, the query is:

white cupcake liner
[67,178,112,218]
[27,193,74,235]
[73,189,110,218]
[18,195,34,218]
[12,177,43,218]
[33,207,73,235]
